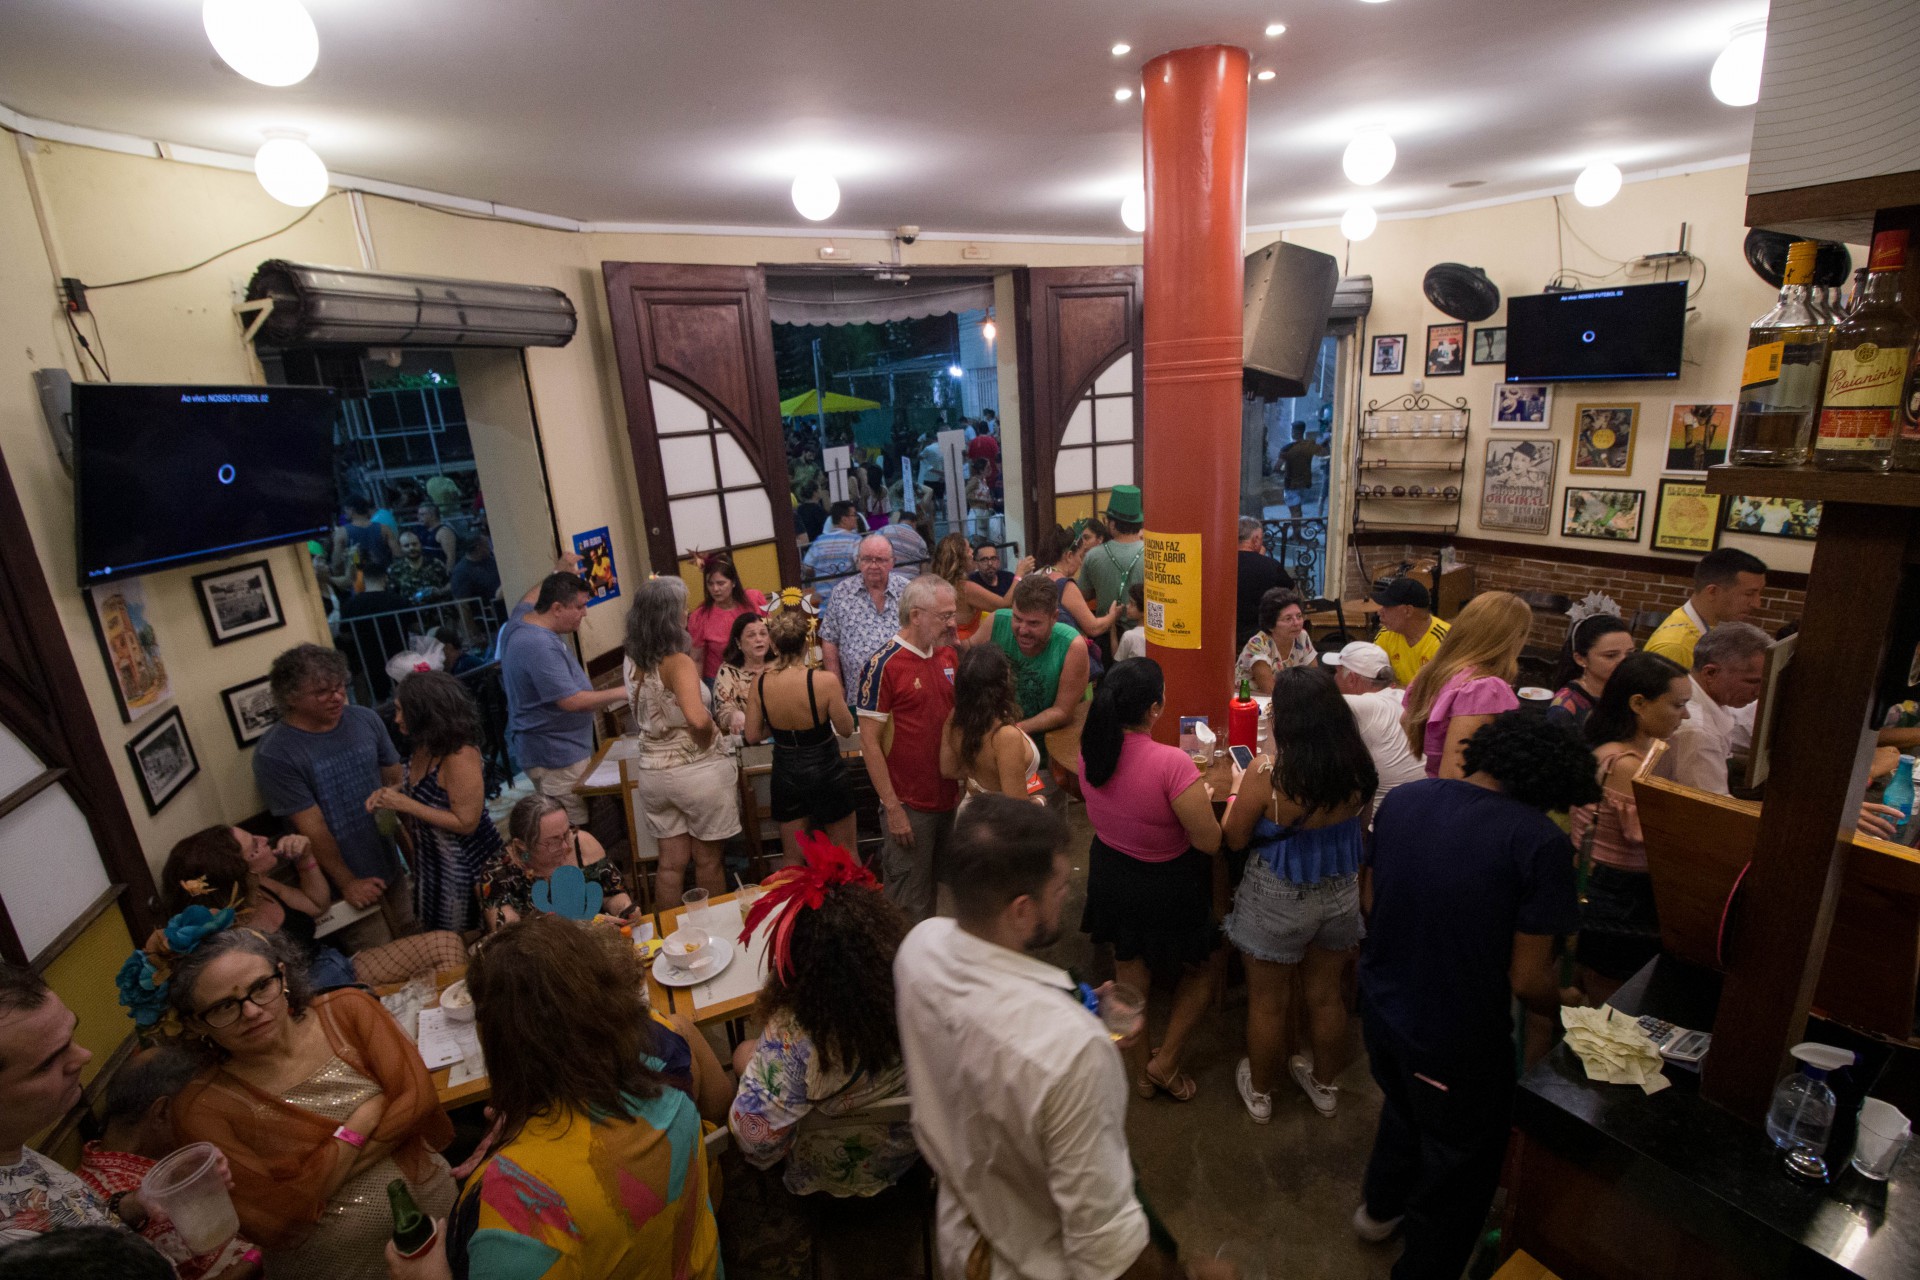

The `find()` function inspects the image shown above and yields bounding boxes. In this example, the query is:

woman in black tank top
[747,610,859,864]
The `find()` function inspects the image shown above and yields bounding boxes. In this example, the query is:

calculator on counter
[1637,1015,1711,1064]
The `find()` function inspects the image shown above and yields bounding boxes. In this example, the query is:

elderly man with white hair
[819,533,912,690]
[1323,641,1427,810]
[1655,621,1771,797]
[856,575,961,922]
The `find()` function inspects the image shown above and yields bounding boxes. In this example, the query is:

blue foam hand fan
[531,863,602,921]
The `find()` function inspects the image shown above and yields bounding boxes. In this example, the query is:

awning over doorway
[766,274,993,326]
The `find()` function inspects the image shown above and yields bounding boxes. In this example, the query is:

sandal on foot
[1142,1062,1198,1101]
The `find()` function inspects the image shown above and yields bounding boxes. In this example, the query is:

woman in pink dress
[1401,591,1532,778]
[686,553,766,683]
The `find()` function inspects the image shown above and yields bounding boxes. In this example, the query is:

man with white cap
[1324,641,1427,809]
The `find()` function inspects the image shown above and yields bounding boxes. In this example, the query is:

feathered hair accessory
[766,585,818,617]
[116,888,243,1035]
[739,831,876,983]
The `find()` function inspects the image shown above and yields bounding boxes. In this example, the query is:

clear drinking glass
[681,888,710,929]
[1099,982,1146,1043]
[1851,1099,1912,1180]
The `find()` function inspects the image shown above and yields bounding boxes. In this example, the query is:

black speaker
[1243,242,1341,399]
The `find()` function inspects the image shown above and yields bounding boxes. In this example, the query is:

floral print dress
[727,1009,918,1198]
[1233,629,1318,688]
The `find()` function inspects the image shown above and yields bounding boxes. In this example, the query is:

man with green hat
[1079,485,1145,656]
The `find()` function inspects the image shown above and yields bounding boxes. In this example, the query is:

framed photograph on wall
[1650,478,1725,554]
[1492,383,1552,428]
[192,559,285,646]
[126,708,199,815]
[1664,403,1733,474]
[1425,323,1466,377]
[1570,402,1639,474]
[1562,487,1646,542]
[1472,326,1507,364]
[84,578,171,723]
[1722,494,1822,540]
[1480,439,1557,534]
[1371,334,1406,376]
[220,675,281,749]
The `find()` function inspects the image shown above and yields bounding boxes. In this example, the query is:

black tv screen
[74,384,337,587]
[1504,281,1688,383]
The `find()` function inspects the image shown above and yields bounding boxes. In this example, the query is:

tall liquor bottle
[1814,230,1914,471]
[1897,343,1920,471]
[1730,240,1828,467]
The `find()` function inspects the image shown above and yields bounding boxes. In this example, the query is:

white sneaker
[1289,1054,1338,1116]
[1352,1203,1404,1243]
[1235,1057,1272,1123]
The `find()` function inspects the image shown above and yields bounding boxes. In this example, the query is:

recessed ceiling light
[1711,21,1766,106]
[1265,22,1287,36]
[255,135,329,206]
[203,0,319,87]
[1574,161,1622,207]
[792,172,840,221]
[1447,179,1486,189]
[1341,204,1378,241]
[1115,87,1134,102]
[1112,42,1131,56]
[1342,128,1396,185]
[1120,189,1146,233]
[1256,69,1276,81]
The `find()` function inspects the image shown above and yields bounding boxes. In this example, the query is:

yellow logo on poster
[1143,531,1202,650]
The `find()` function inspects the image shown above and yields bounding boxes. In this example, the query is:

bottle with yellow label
[1730,239,1828,467]
[1814,229,1914,471]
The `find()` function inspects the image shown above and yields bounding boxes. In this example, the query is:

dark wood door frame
[0,448,158,965]
[601,263,802,585]
[1014,266,1144,539]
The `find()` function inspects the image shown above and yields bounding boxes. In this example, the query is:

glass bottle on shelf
[1815,229,1914,471]
[1730,240,1828,467]
[1897,347,1920,471]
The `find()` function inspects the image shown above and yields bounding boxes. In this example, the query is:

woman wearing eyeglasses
[475,793,634,930]
[168,928,455,1280]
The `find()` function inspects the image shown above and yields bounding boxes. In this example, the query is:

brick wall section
[1358,541,1806,653]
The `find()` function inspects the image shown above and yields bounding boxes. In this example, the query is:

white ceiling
[0,0,1768,238]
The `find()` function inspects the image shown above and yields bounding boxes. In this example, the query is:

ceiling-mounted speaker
[1243,241,1341,399]
[1423,263,1500,321]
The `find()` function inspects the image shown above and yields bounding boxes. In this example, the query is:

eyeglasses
[858,555,892,565]
[196,971,286,1029]
[298,682,347,701]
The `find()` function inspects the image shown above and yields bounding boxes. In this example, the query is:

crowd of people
[13,493,1907,1280]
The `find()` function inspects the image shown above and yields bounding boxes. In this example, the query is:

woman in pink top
[1078,658,1224,1102]
[1401,591,1532,777]
[1567,651,1690,1001]
[686,554,767,683]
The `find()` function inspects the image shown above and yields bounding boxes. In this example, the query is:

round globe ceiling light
[1710,23,1766,107]
[1342,128,1396,186]
[203,0,319,87]
[791,172,841,221]
[1574,161,1622,207]
[1340,203,1378,241]
[1120,188,1146,233]
[254,136,329,207]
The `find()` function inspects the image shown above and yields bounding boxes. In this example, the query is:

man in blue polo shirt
[498,558,629,824]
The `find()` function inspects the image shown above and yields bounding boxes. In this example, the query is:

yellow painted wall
[39,907,137,1092]
[1260,163,1821,582]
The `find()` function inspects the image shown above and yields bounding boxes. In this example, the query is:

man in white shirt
[1656,622,1769,796]
[1323,642,1427,809]
[894,797,1236,1280]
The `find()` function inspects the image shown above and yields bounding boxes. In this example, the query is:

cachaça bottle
[1814,230,1914,471]
[1731,239,1829,467]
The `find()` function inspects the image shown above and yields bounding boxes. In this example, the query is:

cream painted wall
[1262,164,1819,580]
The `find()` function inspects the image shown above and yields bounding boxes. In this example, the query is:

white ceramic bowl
[439,978,475,1024]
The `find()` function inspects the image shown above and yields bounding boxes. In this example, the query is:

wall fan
[1742,229,1853,289]
[1422,263,1501,322]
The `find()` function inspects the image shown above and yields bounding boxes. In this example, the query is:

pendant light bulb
[791,172,841,221]
[1340,204,1378,242]
[1342,128,1396,186]
[254,136,330,207]
[1574,161,1622,207]
[1710,23,1766,107]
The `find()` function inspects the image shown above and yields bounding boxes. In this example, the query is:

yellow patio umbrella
[780,388,882,417]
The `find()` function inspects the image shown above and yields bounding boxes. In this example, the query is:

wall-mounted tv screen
[73,384,337,587]
[1504,281,1688,383]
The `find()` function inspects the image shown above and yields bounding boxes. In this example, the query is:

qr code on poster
[1145,600,1164,630]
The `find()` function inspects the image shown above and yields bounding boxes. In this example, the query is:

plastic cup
[141,1142,239,1255]
[1099,982,1145,1043]
[736,882,763,913]
[1851,1098,1911,1180]
[680,888,710,929]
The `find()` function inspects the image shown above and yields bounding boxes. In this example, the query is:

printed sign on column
[1143,531,1201,649]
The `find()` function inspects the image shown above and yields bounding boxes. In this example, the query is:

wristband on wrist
[333,1125,368,1149]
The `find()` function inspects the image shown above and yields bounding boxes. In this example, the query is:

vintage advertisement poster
[1479,439,1556,534]
[1143,531,1202,650]
[571,527,621,604]
[1650,479,1724,554]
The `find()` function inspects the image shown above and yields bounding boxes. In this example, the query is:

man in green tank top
[976,576,1091,773]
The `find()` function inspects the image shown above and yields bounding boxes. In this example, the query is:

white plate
[653,937,735,987]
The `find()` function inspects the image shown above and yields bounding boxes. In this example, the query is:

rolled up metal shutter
[245,260,576,348]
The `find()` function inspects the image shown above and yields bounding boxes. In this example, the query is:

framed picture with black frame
[191,559,285,646]
[1472,326,1506,364]
[1561,486,1646,543]
[126,708,199,815]
[1425,323,1466,377]
[1649,478,1724,555]
[220,675,281,749]
[1370,334,1406,376]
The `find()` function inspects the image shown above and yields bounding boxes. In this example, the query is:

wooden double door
[602,263,1142,582]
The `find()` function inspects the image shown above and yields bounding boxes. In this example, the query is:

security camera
[895,225,920,245]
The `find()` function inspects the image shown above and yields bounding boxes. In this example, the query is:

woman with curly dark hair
[727,839,918,1198]
[940,643,1042,802]
[1234,587,1317,695]
[364,670,502,932]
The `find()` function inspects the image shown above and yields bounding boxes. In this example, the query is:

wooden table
[648,889,770,1035]
[377,966,490,1112]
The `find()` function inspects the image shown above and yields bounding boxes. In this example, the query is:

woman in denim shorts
[1222,667,1378,1122]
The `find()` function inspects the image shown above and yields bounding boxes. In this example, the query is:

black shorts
[770,737,856,827]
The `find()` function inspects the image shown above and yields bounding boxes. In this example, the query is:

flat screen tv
[73,384,337,587]
[1504,281,1688,383]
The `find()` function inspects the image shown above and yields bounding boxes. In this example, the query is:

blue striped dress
[401,758,502,932]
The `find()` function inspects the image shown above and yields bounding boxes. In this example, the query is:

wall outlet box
[961,244,989,260]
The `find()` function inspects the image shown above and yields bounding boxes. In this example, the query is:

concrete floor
[1032,805,1398,1280]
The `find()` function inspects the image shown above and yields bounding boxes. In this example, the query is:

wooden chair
[1634,767,1920,1042]
[1629,608,1667,642]
[735,743,785,880]
[616,756,661,915]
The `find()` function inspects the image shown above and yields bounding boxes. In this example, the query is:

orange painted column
[1140,45,1249,743]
